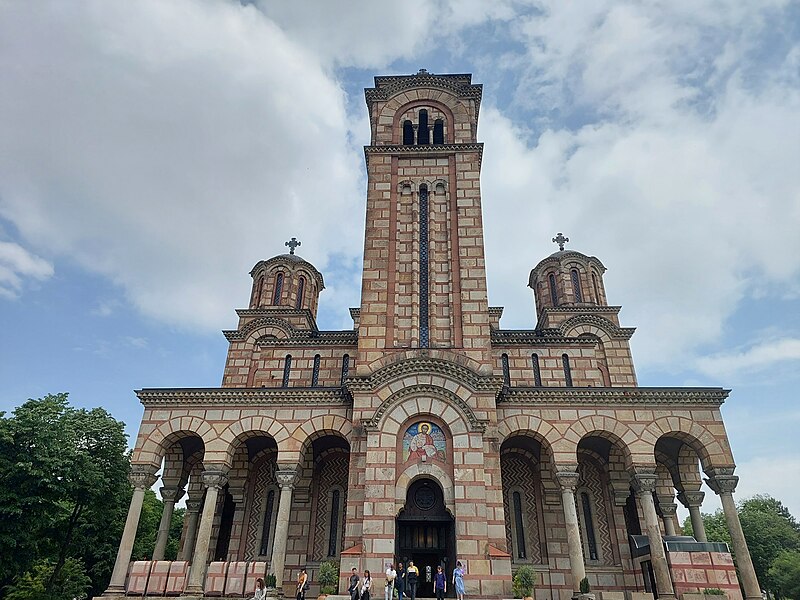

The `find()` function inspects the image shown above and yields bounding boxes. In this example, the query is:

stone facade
[104,72,761,600]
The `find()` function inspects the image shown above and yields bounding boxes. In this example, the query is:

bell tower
[357,70,491,372]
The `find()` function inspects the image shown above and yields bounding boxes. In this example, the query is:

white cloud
[695,338,800,379]
[0,240,54,298]
[732,455,800,518]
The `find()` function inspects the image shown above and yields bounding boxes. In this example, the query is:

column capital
[185,499,203,512]
[677,490,705,508]
[632,472,658,494]
[705,474,738,495]
[657,496,678,518]
[201,469,229,489]
[129,466,158,489]
[554,470,580,492]
[276,467,300,489]
[159,486,185,503]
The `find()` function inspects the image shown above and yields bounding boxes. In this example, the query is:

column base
[183,585,204,596]
[101,587,126,596]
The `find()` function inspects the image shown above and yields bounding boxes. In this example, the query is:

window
[571,269,583,302]
[273,273,284,305]
[340,354,350,385]
[591,272,600,303]
[253,275,264,307]
[403,120,414,145]
[513,491,527,559]
[531,353,542,387]
[419,185,430,348]
[296,276,305,309]
[282,354,292,387]
[312,354,321,387]
[417,109,430,145]
[501,353,511,387]
[580,491,599,560]
[259,488,276,555]
[433,119,444,144]
[548,273,558,306]
[562,354,573,387]
[327,489,341,557]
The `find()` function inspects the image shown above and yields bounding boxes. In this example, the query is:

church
[103,72,761,600]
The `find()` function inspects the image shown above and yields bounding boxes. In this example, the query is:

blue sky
[0,0,798,518]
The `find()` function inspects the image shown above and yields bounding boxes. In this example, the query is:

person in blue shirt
[434,566,446,600]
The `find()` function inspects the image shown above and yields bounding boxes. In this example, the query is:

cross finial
[552,232,569,251]
[285,237,301,255]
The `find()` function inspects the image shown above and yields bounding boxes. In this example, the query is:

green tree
[5,558,92,600]
[0,394,131,596]
[769,550,800,599]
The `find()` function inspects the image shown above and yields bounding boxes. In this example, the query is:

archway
[396,478,455,598]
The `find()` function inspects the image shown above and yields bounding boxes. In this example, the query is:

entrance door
[396,479,455,597]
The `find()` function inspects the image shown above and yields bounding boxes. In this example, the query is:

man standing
[348,568,360,600]
[406,562,419,600]
[385,563,397,600]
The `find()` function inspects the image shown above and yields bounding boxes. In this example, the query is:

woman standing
[252,578,266,600]
[360,570,372,600]
[452,562,465,600]
[434,566,446,600]
[296,569,308,600]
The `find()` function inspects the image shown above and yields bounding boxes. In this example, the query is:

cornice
[366,73,482,116]
[346,356,502,393]
[491,329,597,346]
[254,331,358,347]
[542,306,622,315]
[529,251,607,280]
[250,256,325,289]
[223,313,357,345]
[364,143,483,167]
[497,386,730,406]
[136,387,351,407]
[554,314,636,340]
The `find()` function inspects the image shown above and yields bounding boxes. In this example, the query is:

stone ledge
[136,387,351,406]
[497,386,729,406]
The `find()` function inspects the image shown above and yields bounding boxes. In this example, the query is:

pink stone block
[686,569,709,584]
[224,562,248,596]
[166,561,189,595]
[127,561,152,595]
[691,552,712,565]
[205,562,228,597]
[247,562,267,593]
[711,552,734,566]
[671,568,687,583]
[669,551,691,565]
[146,561,170,595]
[706,569,729,585]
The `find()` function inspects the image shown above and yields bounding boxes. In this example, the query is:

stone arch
[568,417,641,470]
[238,317,296,342]
[559,316,617,343]
[366,348,487,378]
[395,462,456,515]
[133,417,214,469]
[387,99,459,145]
[496,414,565,460]
[369,384,477,437]
[215,416,292,467]
[291,415,353,457]
[647,416,734,473]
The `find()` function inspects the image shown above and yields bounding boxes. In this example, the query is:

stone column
[657,494,678,536]
[677,491,707,542]
[105,467,158,594]
[186,470,229,594]
[706,472,761,600]
[271,467,299,591]
[153,486,185,561]
[179,500,203,561]
[633,472,676,600]
[555,470,586,595]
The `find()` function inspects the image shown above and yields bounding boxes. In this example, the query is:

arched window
[433,119,444,144]
[591,272,600,303]
[282,354,292,387]
[419,185,430,348]
[327,488,341,557]
[273,273,284,305]
[259,488,276,555]
[548,273,558,306]
[531,353,542,387]
[512,490,527,559]
[580,491,599,560]
[340,354,350,385]
[403,120,414,145]
[501,353,511,387]
[296,276,305,309]
[562,354,573,387]
[253,275,264,307]
[312,354,321,387]
[571,269,583,302]
[417,109,430,145]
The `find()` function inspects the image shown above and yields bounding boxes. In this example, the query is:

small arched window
[433,119,444,145]
[501,353,511,387]
[254,275,264,307]
[580,491,599,560]
[591,272,600,303]
[513,490,527,559]
[548,273,558,306]
[531,353,542,387]
[562,354,573,387]
[296,276,305,309]
[571,269,583,302]
[327,489,341,557]
[417,109,430,145]
[282,354,292,387]
[312,354,321,387]
[259,488,276,555]
[340,354,350,385]
[273,273,284,305]
[403,120,414,145]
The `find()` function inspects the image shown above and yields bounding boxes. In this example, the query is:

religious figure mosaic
[403,422,446,462]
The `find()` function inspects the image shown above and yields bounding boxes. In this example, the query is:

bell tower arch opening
[396,477,456,598]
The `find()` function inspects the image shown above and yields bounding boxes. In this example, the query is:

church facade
[105,72,761,600]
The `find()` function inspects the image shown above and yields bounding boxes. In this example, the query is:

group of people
[348,561,465,600]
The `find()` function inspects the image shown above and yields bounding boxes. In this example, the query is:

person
[252,578,266,600]
[360,570,372,600]
[434,566,446,600]
[409,423,437,459]
[296,569,308,600]
[396,562,406,599]
[452,562,465,600]
[405,561,418,600]
[385,563,397,600]
[348,568,360,600]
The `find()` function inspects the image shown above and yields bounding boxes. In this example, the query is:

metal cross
[285,237,301,255]
[552,232,569,251]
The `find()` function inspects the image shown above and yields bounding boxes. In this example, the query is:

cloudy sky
[1,1,798,517]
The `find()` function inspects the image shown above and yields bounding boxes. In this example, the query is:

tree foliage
[5,558,91,600]
[769,551,800,599]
